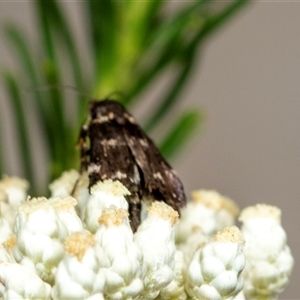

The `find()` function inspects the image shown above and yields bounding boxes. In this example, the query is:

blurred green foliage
[1,0,249,194]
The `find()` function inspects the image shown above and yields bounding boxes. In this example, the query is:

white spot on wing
[100,139,119,147]
[133,165,140,184]
[139,139,148,148]
[92,115,110,123]
[113,171,127,179]
[88,163,101,174]
[124,113,136,123]
[153,172,164,182]
[108,112,114,120]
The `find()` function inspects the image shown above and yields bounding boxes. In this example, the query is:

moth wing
[122,121,186,212]
[88,121,141,199]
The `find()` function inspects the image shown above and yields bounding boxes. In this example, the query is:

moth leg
[71,124,89,196]
[128,201,141,232]
[78,124,90,173]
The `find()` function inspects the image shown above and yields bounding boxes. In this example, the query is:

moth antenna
[25,85,130,106]
[25,84,93,102]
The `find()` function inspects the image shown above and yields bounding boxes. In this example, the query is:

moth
[78,99,186,231]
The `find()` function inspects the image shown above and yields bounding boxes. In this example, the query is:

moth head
[89,99,128,123]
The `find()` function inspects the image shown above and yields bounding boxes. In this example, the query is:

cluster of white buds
[95,206,144,299]
[0,176,28,228]
[49,170,90,219]
[0,174,294,299]
[176,190,239,264]
[239,204,294,299]
[84,180,129,233]
[186,226,245,299]
[52,231,106,299]
[135,201,179,299]
[13,196,83,284]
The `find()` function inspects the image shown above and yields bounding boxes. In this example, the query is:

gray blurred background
[0,2,299,298]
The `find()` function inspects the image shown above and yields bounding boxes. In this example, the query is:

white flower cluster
[239,204,294,299]
[0,172,294,300]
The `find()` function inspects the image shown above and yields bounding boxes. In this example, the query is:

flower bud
[135,201,179,299]
[13,196,83,284]
[84,180,129,233]
[186,226,245,300]
[95,206,144,299]
[52,231,106,299]
[239,204,294,299]
[0,262,51,299]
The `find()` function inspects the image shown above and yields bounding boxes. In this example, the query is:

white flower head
[176,190,239,244]
[49,170,90,219]
[0,175,28,209]
[49,169,80,197]
[158,250,187,300]
[0,262,51,299]
[239,204,294,299]
[0,211,13,246]
[95,206,144,299]
[13,196,83,284]
[84,180,130,233]
[135,201,179,299]
[50,196,84,235]
[0,234,16,263]
[186,226,245,300]
[0,176,29,228]
[176,226,208,266]
[52,231,106,300]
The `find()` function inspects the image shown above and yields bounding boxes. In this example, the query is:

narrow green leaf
[197,0,251,41]
[42,62,71,177]
[142,32,203,130]
[35,0,87,121]
[140,0,165,32]
[144,53,196,133]
[144,1,207,49]
[4,25,51,139]
[141,0,249,131]
[126,0,249,106]
[124,1,209,104]
[2,72,35,187]
[125,46,177,105]
[35,0,71,178]
[86,0,116,54]
[159,110,204,160]
[85,0,117,90]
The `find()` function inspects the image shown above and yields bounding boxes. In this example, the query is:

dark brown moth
[78,99,186,231]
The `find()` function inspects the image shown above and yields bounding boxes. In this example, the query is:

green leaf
[142,0,249,132]
[199,0,251,40]
[35,0,87,121]
[4,25,51,139]
[124,2,206,104]
[86,0,118,93]
[35,0,72,178]
[144,1,207,50]
[139,0,165,34]
[125,0,248,105]
[144,54,196,132]
[2,72,35,188]
[159,109,204,160]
